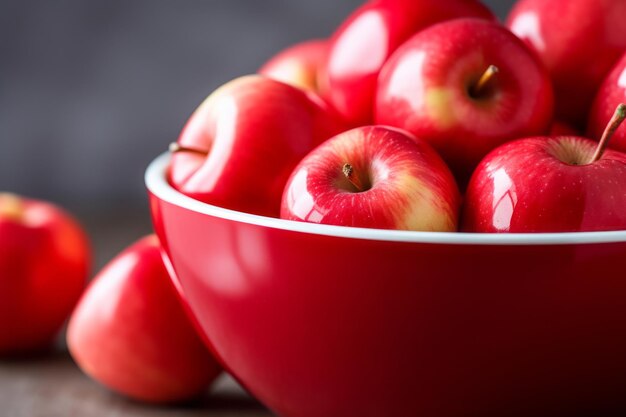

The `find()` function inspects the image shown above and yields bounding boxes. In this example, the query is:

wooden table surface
[0,349,273,417]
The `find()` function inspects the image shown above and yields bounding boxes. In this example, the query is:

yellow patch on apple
[425,88,456,130]
[395,175,456,232]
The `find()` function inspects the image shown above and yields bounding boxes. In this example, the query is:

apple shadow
[0,345,67,364]
[171,391,270,414]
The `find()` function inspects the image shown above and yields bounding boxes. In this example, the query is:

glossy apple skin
[168,75,344,218]
[588,53,626,152]
[148,153,626,417]
[321,0,495,127]
[281,126,460,231]
[376,18,554,183]
[67,235,221,403]
[463,136,626,232]
[0,193,90,355]
[258,39,327,93]
[507,0,626,128]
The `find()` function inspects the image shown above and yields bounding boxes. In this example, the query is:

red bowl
[146,153,626,417]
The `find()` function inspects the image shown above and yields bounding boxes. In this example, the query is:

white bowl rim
[145,152,626,246]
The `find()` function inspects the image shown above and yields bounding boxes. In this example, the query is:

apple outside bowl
[146,152,626,417]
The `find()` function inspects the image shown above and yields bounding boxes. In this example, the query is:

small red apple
[376,18,554,184]
[281,126,460,231]
[463,104,626,233]
[168,75,344,217]
[0,193,90,355]
[258,39,327,93]
[320,0,495,127]
[507,0,626,128]
[588,52,626,153]
[67,235,221,403]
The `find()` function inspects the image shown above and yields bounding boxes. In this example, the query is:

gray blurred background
[0,0,512,266]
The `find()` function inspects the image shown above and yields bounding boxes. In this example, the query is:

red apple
[258,39,327,93]
[67,235,221,403]
[507,0,626,129]
[281,126,460,231]
[463,104,626,233]
[0,193,90,355]
[375,18,554,184]
[168,75,344,217]
[588,52,626,153]
[320,0,495,127]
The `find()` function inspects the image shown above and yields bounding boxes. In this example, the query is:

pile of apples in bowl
[146,0,626,416]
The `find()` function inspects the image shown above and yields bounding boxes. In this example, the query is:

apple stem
[342,163,364,192]
[589,103,626,163]
[470,65,499,98]
[169,142,209,156]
